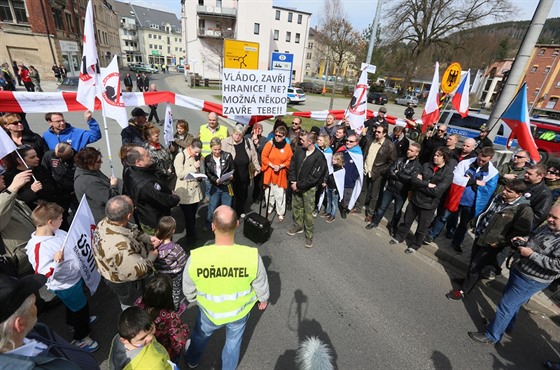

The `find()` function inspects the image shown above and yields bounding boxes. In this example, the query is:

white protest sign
[222,68,290,116]
[360,63,377,74]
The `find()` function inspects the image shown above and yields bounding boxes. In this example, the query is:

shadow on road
[275,289,338,369]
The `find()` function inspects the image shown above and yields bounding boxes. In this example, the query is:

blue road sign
[271,52,294,86]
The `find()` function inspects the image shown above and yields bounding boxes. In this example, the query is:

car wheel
[539,150,549,164]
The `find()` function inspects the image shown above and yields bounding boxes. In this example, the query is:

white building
[181,0,311,81]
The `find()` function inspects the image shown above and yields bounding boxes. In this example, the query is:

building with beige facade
[94,0,121,67]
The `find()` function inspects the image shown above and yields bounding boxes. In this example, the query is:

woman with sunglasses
[1,113,48,160]
[261,126,293,222]
[3,145,58,211]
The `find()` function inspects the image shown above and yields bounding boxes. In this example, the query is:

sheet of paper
[184,173,207,180]
[219,170,234,183]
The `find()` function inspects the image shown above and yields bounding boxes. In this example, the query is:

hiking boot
[305,238,313,248]
[287,225,304,236]
[325,215,335,223]
[72,336,99,352]
[423,235,434,245]
[446,289,465,301]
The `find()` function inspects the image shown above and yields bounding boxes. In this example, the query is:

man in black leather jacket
[524,163,553,230]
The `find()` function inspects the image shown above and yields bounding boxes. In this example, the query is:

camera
[512,239,527,248]
[194,154,201,161]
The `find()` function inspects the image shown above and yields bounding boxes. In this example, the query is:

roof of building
[112,1,181,32]
[272,5,312,16]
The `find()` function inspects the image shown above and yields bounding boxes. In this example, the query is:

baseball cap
[480,124,489,132]
[0,273,46,322]
[131,107,148,117]
[378,107,387,113]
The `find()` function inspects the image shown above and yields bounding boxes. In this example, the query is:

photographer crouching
[468,203,560,344]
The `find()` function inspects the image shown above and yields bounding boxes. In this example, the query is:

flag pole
[99,99,115,178]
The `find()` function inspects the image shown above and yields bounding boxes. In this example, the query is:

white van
[437,110,519,149]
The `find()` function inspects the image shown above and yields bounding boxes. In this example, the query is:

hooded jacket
[43,120,101,152]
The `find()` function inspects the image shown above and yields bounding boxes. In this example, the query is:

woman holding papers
[221,124,261,218]
[174,139,204,245]
[204,137,235,230]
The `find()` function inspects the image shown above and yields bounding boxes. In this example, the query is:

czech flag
[451,69,470,118]
[500,83,540,162]
[421,62,440,132]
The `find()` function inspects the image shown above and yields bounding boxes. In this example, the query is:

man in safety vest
[183,205,269,370]
[198,112,229,157]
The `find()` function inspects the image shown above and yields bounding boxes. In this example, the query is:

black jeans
[232,178,250,216]
[460,240,502,295]
[105,278,146,308]
[180,203,199,243]
[67,303,90,341]
[394,203,436,249]
[148,106,160,123]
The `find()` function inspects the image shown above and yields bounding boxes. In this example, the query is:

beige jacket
[0,190,34,274]
[221,136,261,173]
[93,218,156,283]
[174,148,203,205]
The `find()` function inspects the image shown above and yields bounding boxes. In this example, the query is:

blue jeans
[207,185,233,224]
[428,209,454,239]
[325,188,339,217]
[371,190,405,230]
[186,310,250,369]
[485,268,549,342]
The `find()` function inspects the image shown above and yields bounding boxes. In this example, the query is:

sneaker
[287,225,304,236]
[446,289,465,301]
[72,336,99,352]
[423,235,434,245]
[278,215,285,222]
[365,222,378,230]
[176,302,187,316]
[319,210,329,217]
[349,208,360,214]
[481,266,497,280]
[305,238,313,248]
[312,210,318,218]
[325,215,335,223]
[340,209,348,219]
[452,245,463,254]
[187,362,199,369]
[405,247,416,254]
[389,239,401,245]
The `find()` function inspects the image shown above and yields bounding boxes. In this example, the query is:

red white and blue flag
[421,62,440,132]
[500,83,540,162]
[451,69,470,118]
[76,0,100,111]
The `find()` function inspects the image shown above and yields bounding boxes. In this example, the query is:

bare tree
[384,0,515,90]
[315,0,362,109]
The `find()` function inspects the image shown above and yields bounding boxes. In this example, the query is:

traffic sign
[224,39,259,69]
[441,62,462,94]
[271,52,293,86]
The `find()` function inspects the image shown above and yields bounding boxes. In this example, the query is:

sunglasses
[514,155,526,159]
[548,170,559,175]
[437,129,446,132]
[8,120,23,125]
[292,121,300,125]
[346,139,356,143]
[274,134,285,138]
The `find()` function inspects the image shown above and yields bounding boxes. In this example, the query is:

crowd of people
[0,103,560,368]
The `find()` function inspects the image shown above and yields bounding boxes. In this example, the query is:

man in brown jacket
[362,125,397,222]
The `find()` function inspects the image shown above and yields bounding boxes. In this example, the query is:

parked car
[367,92,388,105]
[530,117,560,163]
[176,65,185,73]
[298,82,323,94]
[395,95,419,107]
[56,77,79,92]
[128,62,141,71]
[132,64,158,73]
[287,87,305,104]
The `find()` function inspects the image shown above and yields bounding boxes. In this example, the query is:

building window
[149,44,153,49]
[53,8,64,30]
[531,66,538,73]
[539,48,546,56]
[149,34,152,38]
[286,31,291,42]
[0,0,28,23]
[556,80,560,87]
[158,35,162,40]
[545,66,551,74]
[65,12,74,32]
[308,42,313,48]
[554,49,559,57]
[254,23,260,35]
[273,29,279,40]
[159,45,162,50]
[297,14,302,24]
[168,46,171,53]
[306,52,312,59]
[534,88,540,96]
[288,12,293,22]
[295,33,300,43]
[275,10,280,20]
[546,97,559,109]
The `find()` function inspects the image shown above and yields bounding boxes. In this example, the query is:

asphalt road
[33,74,560,369]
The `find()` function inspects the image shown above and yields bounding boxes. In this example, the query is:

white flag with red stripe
[99,56,128,128]
[421,62,440,132]
[62,195,101,295]
[77,0,100,111]
[345,68,369,132]
[0,127,17,159]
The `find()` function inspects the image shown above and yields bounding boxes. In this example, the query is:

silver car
[395,95,419,107]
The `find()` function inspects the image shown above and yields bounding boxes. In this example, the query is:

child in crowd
[109,306,177,370]
[135,274,190,361]
[325,152,345,223]
[154,216,187,313]
[26,201,99,352]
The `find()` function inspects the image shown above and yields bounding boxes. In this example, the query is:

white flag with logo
[99,56,128,128]
[164,103,174,146]
[76,0,100,111]
[0,127,17,159]
[62,195,101,295]
[344,68,369,132]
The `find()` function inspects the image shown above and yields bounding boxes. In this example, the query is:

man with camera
[468,204,560,344]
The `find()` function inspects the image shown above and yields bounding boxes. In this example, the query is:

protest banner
[222,68,290,116]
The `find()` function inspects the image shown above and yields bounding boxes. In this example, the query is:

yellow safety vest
[189,244,258,325]
[199,125,228,156]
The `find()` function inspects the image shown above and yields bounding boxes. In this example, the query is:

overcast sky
[122,0,559,33]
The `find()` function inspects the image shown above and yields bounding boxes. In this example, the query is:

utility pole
[487,0,554,140]
[366,0,383,64]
